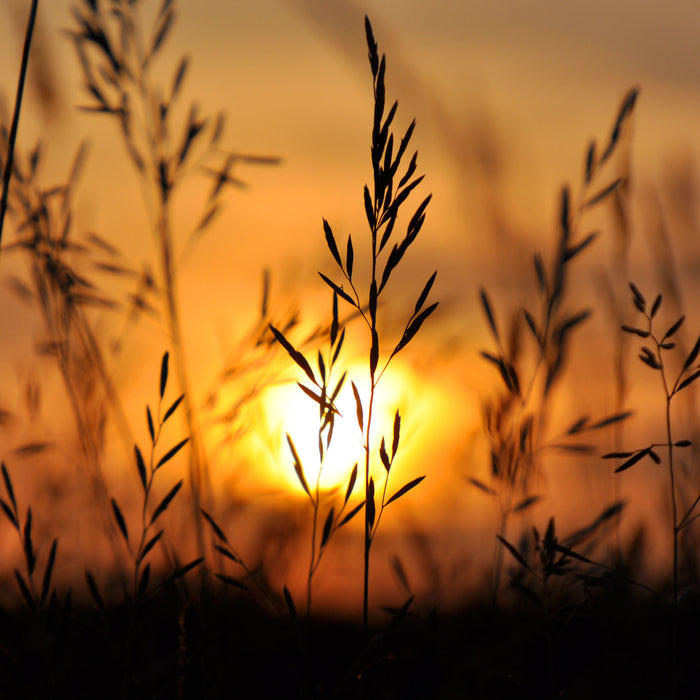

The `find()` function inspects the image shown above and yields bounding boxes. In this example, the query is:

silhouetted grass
[270,16,435,632]
[3,3,700,699]
[0,99,145,561]
[0,0,37,251]
[69,0,280,556]
[475,88,637,599]
[605,286,700,697]
[270,293,365,623]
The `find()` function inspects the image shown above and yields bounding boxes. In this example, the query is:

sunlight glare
[263,362,413,495]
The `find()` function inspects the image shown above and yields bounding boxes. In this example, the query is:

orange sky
[2,0,700,316]
[3,2,700,266]
[2,0,700,612]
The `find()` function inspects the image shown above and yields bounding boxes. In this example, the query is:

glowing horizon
[1,0,700,618]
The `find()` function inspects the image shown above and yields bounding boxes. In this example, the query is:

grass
[270,16,435,631]
[2,2,700,698]
[0,0,38,250]
[475,90,637,598]
[68,0,281,558]
[604,287,700,697]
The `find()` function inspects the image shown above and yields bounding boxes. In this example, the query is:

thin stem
[648,313,679,698]
[73,306,135,461]
[31,261,111,505]
[307,466,321,622]
[666,394,679,698]
[369,462,391,540]
[491,506,509,601]
[363,380,376,633]
[362,179,380,631]
[156,206,207,559]
[666,398,678,604]
[654,327,679,614]
[126,7,209,561]
[0,0,38,253]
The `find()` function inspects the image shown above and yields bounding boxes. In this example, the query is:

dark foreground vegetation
[3,2,700,698]
[2,585,700,698]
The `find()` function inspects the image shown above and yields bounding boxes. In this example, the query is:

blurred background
[1,0,700,616]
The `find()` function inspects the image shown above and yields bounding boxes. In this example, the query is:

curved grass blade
[215,545,239,564]
[323,219,342,267]
[23,508,35,575]
[138,563,151,598]
[339,500,365,527]
[0,499,17,528]
[14,569,34,612]
[85,570,104,611]
[149,480,183,525]
[135,446,148,490]
[321,507,334,549]
[201,509,229,544]
[385,475,425,506]
[159,351,169,399]
[352,381,364,431]
[497,535,530,571]
[1,462,17,514]
[41,539,58,605]
[110,498,129,544]
[156,438,189,469]
[216,573,247,589]
[269,325,317,384]
[286,434,311,498]
[614,450,649,473]
[163,394,185,423]
[137,530,164,566]
[344,464,358,506]
[162,557,204,587]
[283,584,296,619]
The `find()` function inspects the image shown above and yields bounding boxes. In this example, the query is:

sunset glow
[3,1,700,693]
[259,359,446,496]
[0,0,697,597]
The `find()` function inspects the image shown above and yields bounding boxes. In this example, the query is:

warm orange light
[262,361,420,495]
[220,352,481,516]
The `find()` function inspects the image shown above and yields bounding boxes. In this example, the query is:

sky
[2,0,700,611]
[3,0,700,300]
[3,1,700,266]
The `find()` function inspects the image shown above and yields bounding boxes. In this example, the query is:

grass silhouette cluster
[1,2,700,699]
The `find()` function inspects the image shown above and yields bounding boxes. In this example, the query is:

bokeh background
[2,0,700,616]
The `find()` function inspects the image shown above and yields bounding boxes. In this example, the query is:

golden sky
[2,0,700,610]
[3,1,700,262]
[2,0,700,300]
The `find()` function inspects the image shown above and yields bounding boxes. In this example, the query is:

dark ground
[1,580,700,699]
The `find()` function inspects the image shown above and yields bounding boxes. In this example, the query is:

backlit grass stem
[70,0,279,558]
[0,0,38,253]
[323,17,436,630]
[477,89,638,599]
[607,285,700,697]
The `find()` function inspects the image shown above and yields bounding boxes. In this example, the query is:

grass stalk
[607,284,700,696]
[70,0,278,562]
[0,0,38,252]
[354,16,435,632]
[272,18,435,633]
[156,200,207,558]
[667,394,680,699]
[271,295,360,623]
[362,382,376,630]
[477,89,639,600]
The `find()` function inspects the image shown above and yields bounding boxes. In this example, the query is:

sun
[261,361,413,495]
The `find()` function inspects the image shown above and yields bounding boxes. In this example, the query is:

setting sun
[262,360,420,495]
[3,0,700,695]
